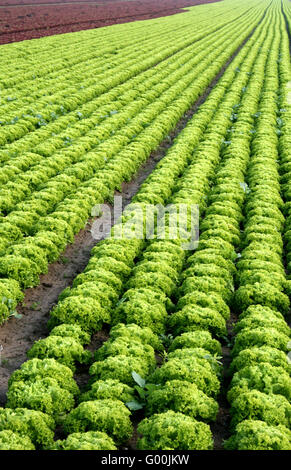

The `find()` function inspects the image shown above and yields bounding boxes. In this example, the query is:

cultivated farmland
[0,0,220,44]
[0,0,290,452]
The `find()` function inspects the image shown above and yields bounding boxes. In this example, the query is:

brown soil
[211,312,236,450]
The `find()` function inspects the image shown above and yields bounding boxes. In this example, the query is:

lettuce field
[0,0,291,452]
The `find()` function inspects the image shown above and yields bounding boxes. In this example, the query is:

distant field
[0,0,220,44]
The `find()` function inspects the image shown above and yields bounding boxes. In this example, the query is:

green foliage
[52,431,117,450]
[168,331,222,355]
[187,251,236,275]
[149,357,220,397]
[85,257,131,282]
[146,380,218,422]
[240,247,282,265]
[234,311,291,337]
[0,407,55,449]
[145,241,185,267]
[8,358,79,395]
[224,420,291,450]
[113,288,168,334]
[235,314,291,337]
[28,233,60,262]
[142,250,184,272]
[73,268,122,292]
[177,291,230,320]
[7,377,75,419]
[228,364,291,403]
[230,391,291,429]
[95,337,155,368]
[131,259,178,283]
[48,295,110,333]
[0,255,41,288]
[238,304,285,322]
[63,400,132,445]
[167,348,222,376]
[196,238,235,259]
[179,276,233,303]
[0,279,24,323]
[89,355,152,386]
[36,217,74,244]
[231,327,290,356]
[137,411,213,450]
[126,271,176,297]
[0,430,35,450]
[59,282,114,310]
[109,322,163,351]
[6,244,48,273]
[90,244,135,266]
[229,346,291,374]
[182,263,233,285]
[80,379,135,404]
[237,270,286,290]
[27,335,92,371]
[49,323,91,345]
[235,283,289,314]
[168,305,227,337]
[126,371,161,411]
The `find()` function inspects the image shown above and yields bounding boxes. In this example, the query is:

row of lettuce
[1,1,290,450]
[2,3,260,126]
[0,1,263,145]
[224,8,291,448]
[224,0,291,448]
[0,19,226,146]
[0,0,249,89]
[283,0,291,34]
[0,3,268,325]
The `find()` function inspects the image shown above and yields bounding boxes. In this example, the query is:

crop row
[0,10,257,189]
[136,3,288,449]
[0,4,264,160]
[225,9,291,449]
[0,1,256,128]
[0,3,241,99]
[0,1,283,449]
[0,3,267,324]
[282,0,291,34]
[0,0,262,79]
[0,25,226,165]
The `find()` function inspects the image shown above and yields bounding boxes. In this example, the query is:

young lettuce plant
[2,297,22,320]
[126,372,159,411]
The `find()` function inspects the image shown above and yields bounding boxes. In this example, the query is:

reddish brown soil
[0,0,221,44]
[0,146,164,407]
